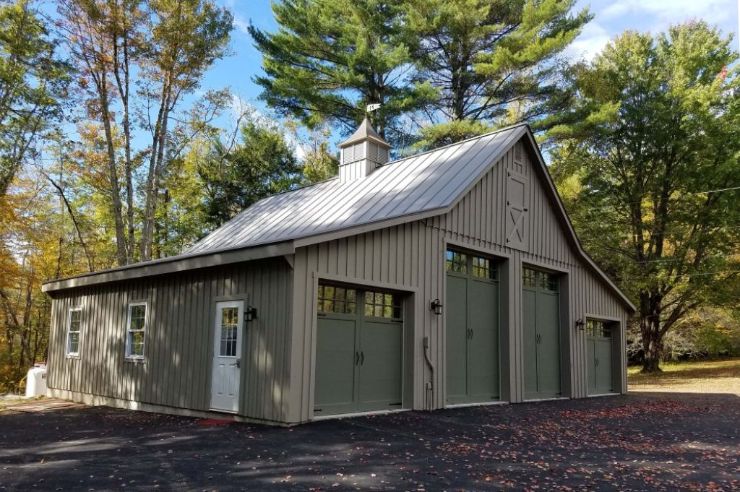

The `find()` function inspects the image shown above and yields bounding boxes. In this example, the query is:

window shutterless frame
[66,307,82,357]
[125,302,148,360]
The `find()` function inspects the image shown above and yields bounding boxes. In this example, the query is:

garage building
[42,121,635,425]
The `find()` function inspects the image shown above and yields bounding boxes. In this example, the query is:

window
[126,303,147,359]
[471,256,496,280]
[66,308,82,356]
[445,250,467,273]
[587,319,612,338]
[523,268,537,288]
[364,290,402,319]
[523,268,558,291]
[317,284,357,314]
[219,306,239,357]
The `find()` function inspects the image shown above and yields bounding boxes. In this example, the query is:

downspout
[423,336,434,411]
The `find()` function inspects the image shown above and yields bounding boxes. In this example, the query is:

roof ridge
[382,123,529,169]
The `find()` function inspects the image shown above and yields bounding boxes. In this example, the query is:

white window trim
[125,301,148,360]
[66,307,82,357]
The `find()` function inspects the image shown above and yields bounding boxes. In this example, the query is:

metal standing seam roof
[187,125,527,255]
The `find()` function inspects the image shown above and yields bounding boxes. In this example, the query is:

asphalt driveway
[0,393,737,491]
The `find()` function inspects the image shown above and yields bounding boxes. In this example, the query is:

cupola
[338,118,391,182]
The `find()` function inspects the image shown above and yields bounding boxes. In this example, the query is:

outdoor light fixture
[246,306,258,322]
[575,318,585,331]
[430,298,443,316]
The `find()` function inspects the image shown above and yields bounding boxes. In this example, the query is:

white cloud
[601,0,736,32]
[566,22,612,61]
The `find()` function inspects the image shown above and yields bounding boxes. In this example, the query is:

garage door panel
[468,280,499,400]
[446,275,468,403]
[315,318,357,414]
[358,320,403,410]
[596,338,613,393]
[537,292,561,397]
[587,339,597,395]
[523,289,539,398]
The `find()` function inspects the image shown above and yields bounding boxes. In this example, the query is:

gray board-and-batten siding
[48,259,294,424]
[44,124,633,425]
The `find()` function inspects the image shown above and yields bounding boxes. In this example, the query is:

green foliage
[0,0,69,197]
[550,22,740,371]
[250,0,435,143]
[407,0,589,148]
[200,121,302,229]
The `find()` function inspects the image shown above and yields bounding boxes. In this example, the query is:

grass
[628,358,740,395]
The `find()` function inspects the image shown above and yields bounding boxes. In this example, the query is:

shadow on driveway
[0,392,737,490]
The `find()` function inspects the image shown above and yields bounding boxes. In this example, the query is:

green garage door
[587,319,614,395]
[523,267,561,400]
[314,284,403,416]
[446,250,500,405]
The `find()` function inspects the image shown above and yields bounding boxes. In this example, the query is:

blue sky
[208,0,740,118]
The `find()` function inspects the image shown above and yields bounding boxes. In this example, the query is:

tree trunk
[99,81,129,266]
[639,291,664,373]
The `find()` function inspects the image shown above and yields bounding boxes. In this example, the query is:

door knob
[235,358,241,368]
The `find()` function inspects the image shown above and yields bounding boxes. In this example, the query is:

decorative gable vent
[338,118,391,182]
[506,170,529,251]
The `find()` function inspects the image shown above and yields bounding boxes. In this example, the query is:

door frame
[209,296,247,414]
[583,313,623,396]
[308,274,415,420]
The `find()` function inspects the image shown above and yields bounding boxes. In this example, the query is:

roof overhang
[42,241,295,294]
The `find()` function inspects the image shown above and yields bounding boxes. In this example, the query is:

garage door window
[586,319,612,338]
[445,250,467,273]
[523,267,558,292]
[318,285,357,314]
[364,290,402,319]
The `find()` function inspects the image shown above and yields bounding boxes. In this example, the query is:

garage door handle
[355,351,360,365]
[595,358,599,366]
[360,351,365,365]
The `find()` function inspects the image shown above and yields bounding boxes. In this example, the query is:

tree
[549,22,740,372]
[249,0,435,143]
[200,120,302,229]
[138,0,233,260]
[58,0,232,264]
[58,0,142,265]
[0,0,69,197]
[405,0,590,148]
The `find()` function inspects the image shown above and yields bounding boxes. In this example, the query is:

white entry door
[210,301,244,412]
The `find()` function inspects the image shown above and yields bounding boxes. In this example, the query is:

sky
[208,0,740,119]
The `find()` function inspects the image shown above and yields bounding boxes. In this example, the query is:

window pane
[446,250,467,273]
[318,284,358,314]
[130,331,145,357]
[130,305,146,330]
[70,310,81,331]
[69,332,79,354]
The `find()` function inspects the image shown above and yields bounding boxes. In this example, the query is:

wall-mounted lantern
[430,298,443,316]
[575,318,585,331]
[246,306,258,322]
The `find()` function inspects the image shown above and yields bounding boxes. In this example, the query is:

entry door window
[219,307,239,357]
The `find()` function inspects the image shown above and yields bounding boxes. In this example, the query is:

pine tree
[406,0,590,148]
[249,0,435,144]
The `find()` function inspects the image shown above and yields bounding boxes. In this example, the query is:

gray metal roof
[340,117,390,148]
[187,125,527,255]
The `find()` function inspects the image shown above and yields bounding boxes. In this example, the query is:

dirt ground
[0,392,737,491]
